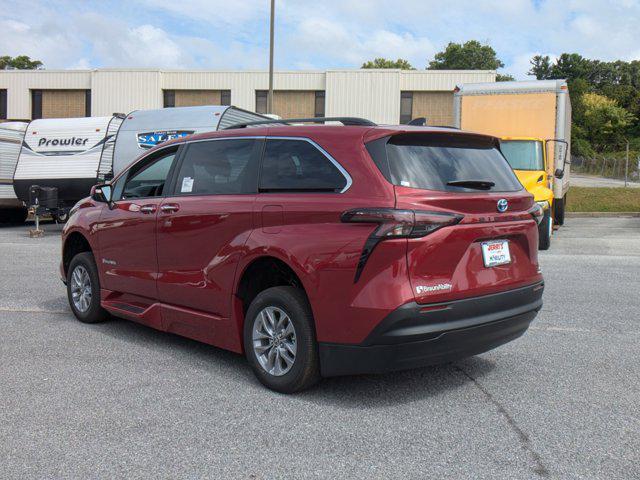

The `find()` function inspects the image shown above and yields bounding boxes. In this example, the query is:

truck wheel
[243,286,320,393]
[554,195,566,226]
[538,209,552,251]
[67,252,110,324]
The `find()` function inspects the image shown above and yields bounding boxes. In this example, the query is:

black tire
[52,212,69,224]
[14,207,28,224]
[538,209,552,251]
[0,209,11,224]
[554,196,566,226]
[66,252,110,324]
[0,208,27,225]
[243,286,320,393]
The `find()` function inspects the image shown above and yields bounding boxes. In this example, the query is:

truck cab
[500,137,554,250]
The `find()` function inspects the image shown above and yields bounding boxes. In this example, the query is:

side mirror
[546,139,570,178]
[91,183,113,203]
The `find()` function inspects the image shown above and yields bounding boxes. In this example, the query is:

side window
[121,150,176,199]
[111,174,126,201]
[259,139,348,193]
[174,139,258,195]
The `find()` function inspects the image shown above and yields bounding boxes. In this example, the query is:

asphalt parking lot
[1,217,638,479]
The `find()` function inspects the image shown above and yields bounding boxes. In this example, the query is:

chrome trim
[138,135,353,194]
[182,136,267,143]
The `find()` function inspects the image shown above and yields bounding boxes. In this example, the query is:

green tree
[528,55,553,79]
[428,40,504,70]
[496,73,515,82]
[552,53,594,82]
[528,53,640,151]
[581,93,635,150]
[0,55,43,70]
[361,58,415,70]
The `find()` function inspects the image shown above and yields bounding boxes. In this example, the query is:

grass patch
[567,187,640,212]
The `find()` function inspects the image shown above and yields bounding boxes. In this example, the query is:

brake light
[341,208,462,282]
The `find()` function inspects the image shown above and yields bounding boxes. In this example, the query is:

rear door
[155,138,261,338]
[368,132,541,304]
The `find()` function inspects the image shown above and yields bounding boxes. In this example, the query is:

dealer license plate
[481,240,511,267]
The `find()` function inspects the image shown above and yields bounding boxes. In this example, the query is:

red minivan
[61,117,544,392]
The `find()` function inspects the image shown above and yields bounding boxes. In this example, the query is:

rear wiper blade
[446,180,495,190]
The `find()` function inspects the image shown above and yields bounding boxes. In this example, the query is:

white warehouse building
[0,68,496,125]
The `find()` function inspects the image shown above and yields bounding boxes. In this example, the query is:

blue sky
[1,0,639,78]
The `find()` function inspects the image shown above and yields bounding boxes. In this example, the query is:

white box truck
[454,80,571,249]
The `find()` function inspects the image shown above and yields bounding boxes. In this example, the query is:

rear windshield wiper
[446,180,495,190]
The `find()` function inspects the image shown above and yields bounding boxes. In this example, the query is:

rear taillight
[341,208,462,282]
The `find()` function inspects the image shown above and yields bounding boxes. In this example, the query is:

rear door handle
[160,204,179,213]
[140,205,156,214]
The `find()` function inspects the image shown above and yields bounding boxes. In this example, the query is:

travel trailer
[12,106,266,220]
[0,122,29,223]
[453,80,571,250]
[13,116,123,221]
[111,106,266,175]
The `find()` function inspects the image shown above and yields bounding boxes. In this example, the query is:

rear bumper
[319,281,543,377]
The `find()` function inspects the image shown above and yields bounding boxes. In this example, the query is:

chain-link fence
[572,154,640,182]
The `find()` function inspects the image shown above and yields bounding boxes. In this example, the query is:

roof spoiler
[223,116,377,130]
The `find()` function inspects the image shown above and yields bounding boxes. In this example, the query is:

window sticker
[181,176,194,193]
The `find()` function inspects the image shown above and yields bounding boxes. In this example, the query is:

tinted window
[175,139,258,195]
[121,151,176,199]
[375,134,522,193]
[260,139,347,192]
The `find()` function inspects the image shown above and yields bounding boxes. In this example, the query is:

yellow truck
[453,80,571,250]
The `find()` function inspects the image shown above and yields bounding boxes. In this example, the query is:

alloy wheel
[70,265,92,313]
[252,306,297,376]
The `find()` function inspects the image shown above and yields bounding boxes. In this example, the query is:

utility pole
[267,0,275,114]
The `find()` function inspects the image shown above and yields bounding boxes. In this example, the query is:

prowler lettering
[38,137,89,147]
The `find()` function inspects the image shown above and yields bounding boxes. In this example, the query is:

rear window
[368,133,523,193]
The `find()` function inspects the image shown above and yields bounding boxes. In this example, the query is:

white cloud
[1,0,640,76]
[287,17,435,68]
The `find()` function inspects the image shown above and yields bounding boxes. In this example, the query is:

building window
[85,90,91,117]
[221,90,231,106]
[0,90,6,119]
[400,91,413,124]
[314,91,325,117]
[256,90,268,114]
[31,90,42,120]
[163,90,176,108]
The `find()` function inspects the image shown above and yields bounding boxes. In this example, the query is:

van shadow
[62,313,497,405]
[298,356,496,409]
[78,315,255,384]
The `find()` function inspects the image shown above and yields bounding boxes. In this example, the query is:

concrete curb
[566,212,640,218]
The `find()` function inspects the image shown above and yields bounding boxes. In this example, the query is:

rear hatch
[366,131,542,304]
